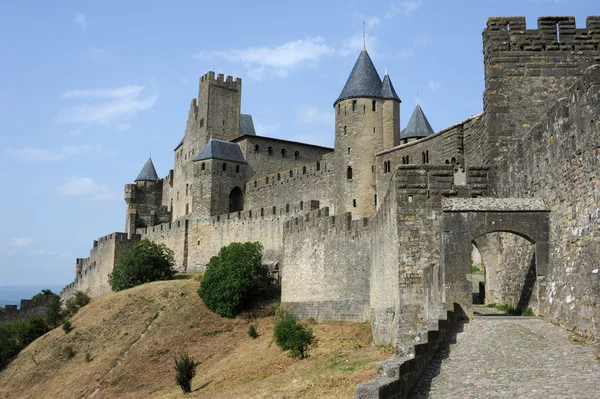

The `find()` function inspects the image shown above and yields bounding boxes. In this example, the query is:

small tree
[109,239,175,291]
[274,311,314,359]
[64,291,91,317]
[198,242,271,317]
[174,353,199,393]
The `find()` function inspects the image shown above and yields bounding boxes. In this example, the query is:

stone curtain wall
[483,16,600,167]
[496,65,600,339]
[137,217,188,270]
[60,233,140,300]
[282,209,372,322]
[245,158,336,211]
[0,297,53,325]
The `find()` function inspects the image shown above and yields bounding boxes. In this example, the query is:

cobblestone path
[409,312,600,399]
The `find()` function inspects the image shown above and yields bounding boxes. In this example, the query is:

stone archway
[441,198,550,317]
[229,186,244,213]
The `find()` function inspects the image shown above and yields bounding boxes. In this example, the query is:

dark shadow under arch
[229,186,244,213]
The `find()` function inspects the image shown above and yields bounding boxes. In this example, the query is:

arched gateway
[441,198,550,317]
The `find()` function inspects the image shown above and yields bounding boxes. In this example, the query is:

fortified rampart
[496,64,600,339]
[483,16,600,167]
[0,296,53,325]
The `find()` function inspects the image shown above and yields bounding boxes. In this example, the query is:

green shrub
[109,239,175,291]
[248,325,258,339]
[274,311,314,359]
[174,353,199,393]
[62,345,76,360]
[198,242,271,317]
[62,319,73,334]
[64,291,91,317]
[471,265,481,273]
[0,324,18,369]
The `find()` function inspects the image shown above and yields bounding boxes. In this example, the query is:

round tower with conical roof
[333,49,401,218]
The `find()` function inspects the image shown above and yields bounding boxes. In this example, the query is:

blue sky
[0,0,595,287]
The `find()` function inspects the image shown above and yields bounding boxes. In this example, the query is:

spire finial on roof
[385,66,388,75]
[417,92,420,105]
[363,21,366,50]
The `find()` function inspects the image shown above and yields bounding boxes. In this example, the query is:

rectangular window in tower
[352,100,357,111]
[353,199,356,207]
[344,126,347,135]
[372,100,376,111]
[348,147,351,155]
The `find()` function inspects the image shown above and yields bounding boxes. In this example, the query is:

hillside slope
[0,278,393,398]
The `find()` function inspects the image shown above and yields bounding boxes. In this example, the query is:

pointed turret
[335,49,382,104]
[400,104,435,141]
[381,71,401,102]
[135,158,159,182]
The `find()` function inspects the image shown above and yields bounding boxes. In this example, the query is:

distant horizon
[0,284,64,307]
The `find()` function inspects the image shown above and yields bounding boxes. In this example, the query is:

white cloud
[341,33,379,57]
[385,1,423,19]
[428,80,442,90]
[57,85,157,126]
[295,105,333,125]
[11,237,32,248]
[255,123,280,135]
[74,13,87,30]
[5,145,118,162]
[57,176,116,201]
[193,37,334,79]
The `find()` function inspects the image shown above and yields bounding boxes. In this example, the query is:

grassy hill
[0,277,393,398]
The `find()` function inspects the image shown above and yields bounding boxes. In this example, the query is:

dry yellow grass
[0,277,393,398]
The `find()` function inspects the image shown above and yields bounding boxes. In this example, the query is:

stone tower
[333,49,401,218]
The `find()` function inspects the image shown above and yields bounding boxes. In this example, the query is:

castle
[60,16,600,346]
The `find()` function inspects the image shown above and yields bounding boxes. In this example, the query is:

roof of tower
[193,139,247,163]
[335,49,383,104]
[400,104,435,140]
[240,114,256,136]
[381,73,401,102]
[135,158,160,182]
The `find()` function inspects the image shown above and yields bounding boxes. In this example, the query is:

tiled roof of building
[135,158,160,182]
[240,114,256,136]
[400,104,435,139]
[192,139,247,163]
[381,73,401,102]
[335,49,383,104]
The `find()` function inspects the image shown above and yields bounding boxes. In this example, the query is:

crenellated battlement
[245,160,332,193]
[284,208,371,239]
[200,71,242,90]
[485,16,600,53]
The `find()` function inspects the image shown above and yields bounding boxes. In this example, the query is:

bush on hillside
[174,353,199,393]
[0,317,49,370]
[198,242,271,317]
[109,239,175,291]
[273,310,314,359]
[64,291,91,317]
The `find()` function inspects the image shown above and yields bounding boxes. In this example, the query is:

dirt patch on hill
[0,278,393,398]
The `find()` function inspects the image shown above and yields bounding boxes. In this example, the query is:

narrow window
[201,162,205,170]
[185,204,189,215]
[254,181,257,187]
[177,191,180,200]
[272,206,276,214]
[222,119,225,126]
[363,104,366,114]
[316,162,321,171]
[277,173,281,181]
[254,144,259,154]
[300,201,304,210]
[387,160,391,172]
[352,100,357,111]
[223,163,227,171]
[302,166,306,174]
[286,204,290,213]
[294,151,299,160]
[268,147,273,156]
[200,118,204,128]
[261,207,264,217]
[372,100,376,111]
[506,22,510,31]
[374,194,378,205]
[451,157,456,164]
[422,152,426,164]
[266,176,269,184]
[556,23,561,43]
[343,126,347,135]
[353,199,357,208]
[281,148,286,158]
[186,183,189,196]
[347,166,353,180]
[347,147,351,155]
[372,165,375,173]
[344,107,347,116]
[384,161,388,173]
[236,165,240,173]
[289,170,293,177]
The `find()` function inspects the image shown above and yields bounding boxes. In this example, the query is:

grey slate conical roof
[400,104,435,140]
[381,73,401,102]
[193,139,247,163]
[335,49,383,104]
[135,158,159,182]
